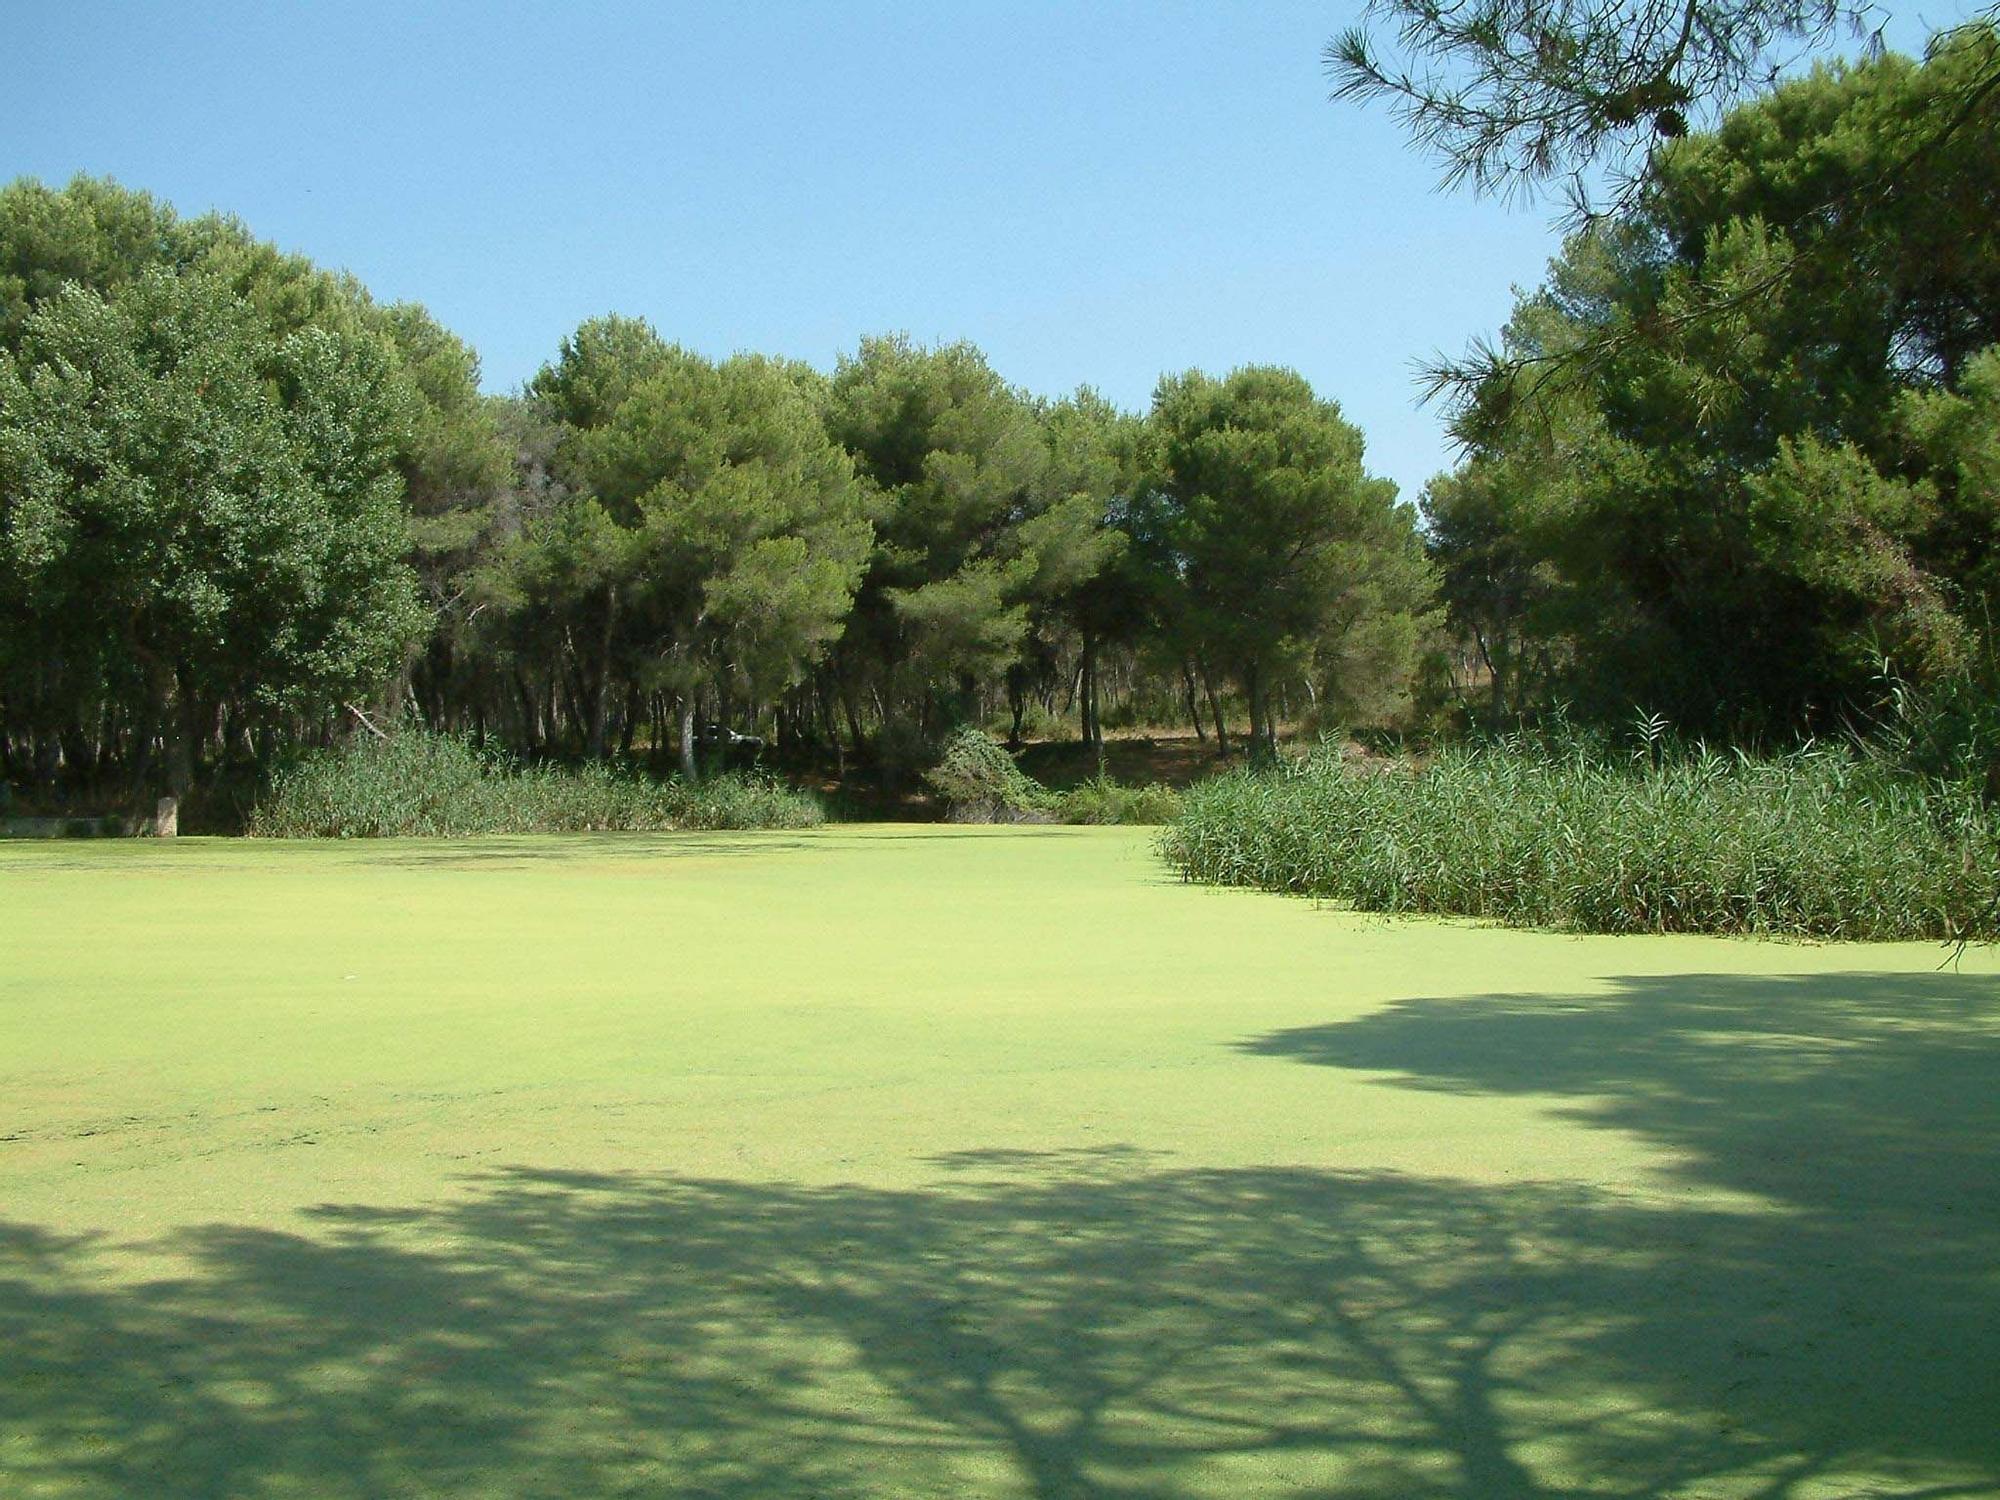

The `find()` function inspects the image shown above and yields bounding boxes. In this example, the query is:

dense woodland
[2,27,1997,816]
[0,179,1431,809]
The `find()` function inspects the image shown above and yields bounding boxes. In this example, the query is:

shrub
[250,732,822,837]
[925,727,1052,822]
[1050,772,1184,825]
[1160,740,2000,940]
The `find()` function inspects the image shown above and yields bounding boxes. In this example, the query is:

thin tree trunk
[1079,634,1100,751]
[1182,658,1206,742]
[1199,659,1229,757]
[165,665,196,801]
[618,679,640,759]
[1243,659,1272,764]
[843,683,866,761]
[587,586,618,760]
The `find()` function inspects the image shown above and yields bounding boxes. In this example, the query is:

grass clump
[250,731,822,837]
[1049,772,1184,826]
[1161,740,2000,940]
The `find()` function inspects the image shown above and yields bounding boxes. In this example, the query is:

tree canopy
[1,177,1441,810]
[1422,36,2000,735]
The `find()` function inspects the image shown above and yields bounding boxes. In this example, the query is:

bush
[250,732,822,837]
[925,726,1052,822]
[1160,740,2000,940]
[1050,772,1183,825]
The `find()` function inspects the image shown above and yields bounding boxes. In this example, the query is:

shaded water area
[3,832,1996,1497]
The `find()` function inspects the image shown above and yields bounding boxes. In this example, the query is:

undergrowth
[927,727,1181,825]
[1052,772,1184,826]
[1162,738,2000,940]
[251,732,823,837]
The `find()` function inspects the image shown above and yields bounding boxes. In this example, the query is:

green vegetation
[924,725,1053,821]
[4,14,1996,1497]
[250,730,821,837]
[0,187,1432,810]
[1164,740,2000,939]
[1140,367,1434,757]
[4,828,1995,1497]
[925,725,1181,824]
[8,27,1995,826]
[1048,769,1183,826]
[1419,34,2000,739]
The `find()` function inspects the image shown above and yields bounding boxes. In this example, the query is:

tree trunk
[679,696,699,782]
[587,586,618,760]
[618,680,640,759]
[1182,658,1206,741]
[843,682,866,761]
[1079,634,1101,752]
[164,667,196,801]
[1243,659,1274,764]
[1199,660,1229,757]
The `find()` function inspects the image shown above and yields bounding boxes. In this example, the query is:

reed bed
[1161,742,2000,940]
[251,732,823,837]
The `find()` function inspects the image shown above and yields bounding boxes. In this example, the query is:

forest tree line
[3,28,1997,810]
[0,176,1431,804]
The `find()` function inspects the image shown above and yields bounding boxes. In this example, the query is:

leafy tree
[1146,368,1433,757]
[825,336,1116,750]
[528,314,678,436]
[520,326,872,775]
[1024,389,1139,749]
[0,270,426,796]
[1426,39,2000,733]
[1333,4,2000,409]
[0,176,1447,798]
[1329,0,1884,209]
[0,175,511,794]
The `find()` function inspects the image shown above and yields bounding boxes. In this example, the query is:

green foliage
[0,174,508,798]
[0,268,426,788]
[1870,634,2000,806]
[1163,741,2000,940]
[250,731,822,837]
[923,727,1179,823]
[1048,772,1183,826]
[493,326,873,768]
[1424,36,2000,737]
[1143,367,1436,750]
[924,726,1051,821]
[826,338,1124,716]
[1329,0,1872,213]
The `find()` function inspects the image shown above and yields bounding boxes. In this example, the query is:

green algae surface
[4,825,1997,1498]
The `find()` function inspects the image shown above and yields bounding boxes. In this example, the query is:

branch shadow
[7,1126,1997,1495]
[1239,969,2000,1490]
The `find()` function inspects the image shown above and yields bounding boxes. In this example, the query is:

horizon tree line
[0,175,1433,805]
[6,27,1994,809]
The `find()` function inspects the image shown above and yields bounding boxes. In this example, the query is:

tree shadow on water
[1241,969,2000,1495]
[6,1126,1997,1495]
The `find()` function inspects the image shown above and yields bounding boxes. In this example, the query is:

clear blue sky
[3,1,1960,501]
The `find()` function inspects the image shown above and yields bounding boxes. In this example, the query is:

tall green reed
[1161,739,2000,940]
[251,732,823,837]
